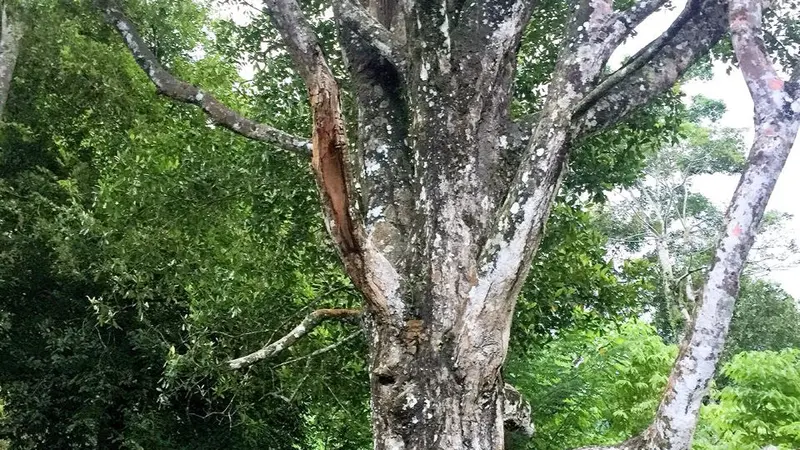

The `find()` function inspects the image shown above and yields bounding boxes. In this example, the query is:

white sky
[219,1,800,297]
[612,1,800,297]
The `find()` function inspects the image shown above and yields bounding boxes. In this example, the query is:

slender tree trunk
[644,2,800,447]
[583,1,800,448]
[618,111,800,450]
[0,2,22,119]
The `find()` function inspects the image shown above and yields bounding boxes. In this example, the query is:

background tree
[0,0,23,118]
[602,96,747,340]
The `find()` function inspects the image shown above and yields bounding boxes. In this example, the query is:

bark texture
[641,2,800,447]
[0,1,22,119]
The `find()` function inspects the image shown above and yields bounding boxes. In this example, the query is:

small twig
[676,267,706,284]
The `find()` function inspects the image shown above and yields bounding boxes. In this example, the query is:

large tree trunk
[340,1,724,446]
[106,0,734,447]
[267,0,727,447]
[368,317,507,449]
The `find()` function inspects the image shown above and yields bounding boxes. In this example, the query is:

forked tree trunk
[339,2,725,448]
[105,0,743,447]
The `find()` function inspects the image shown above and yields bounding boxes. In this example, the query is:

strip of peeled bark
[260,0,397,319]
[0,2,23,119]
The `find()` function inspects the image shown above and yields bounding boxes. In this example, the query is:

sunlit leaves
[695,349,800,450]
[513,202,648,350]
[507,321,677,450]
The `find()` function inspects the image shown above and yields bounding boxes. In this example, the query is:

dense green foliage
[513,203,649,351]
[724,279,800,361]
[511,323,800,450]
[0,1,355,447]
[695,349,800,450]
[508,321,677,450]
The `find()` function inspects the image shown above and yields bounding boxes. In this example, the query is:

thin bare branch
[333,0,404,70]
[273,330,363,368]
[97,1,311,154]
[228,308,362,370]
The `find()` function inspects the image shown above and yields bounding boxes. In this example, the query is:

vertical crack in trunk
[310,70,359,255]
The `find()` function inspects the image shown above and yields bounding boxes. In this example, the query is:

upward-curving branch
[574,0,729,138]
[97,1,311,155]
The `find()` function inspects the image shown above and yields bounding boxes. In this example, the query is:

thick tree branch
[97,1,311,154]
[603,0,671,49]
[228,308,362,369]
[333,0,404,70]
[472,0,638,313]
[573,0,728,138]
[576,1,696,115]
[263,0,330,83]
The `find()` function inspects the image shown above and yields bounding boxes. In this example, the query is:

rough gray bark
[102,0,761,448]
[0,1,22,119]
